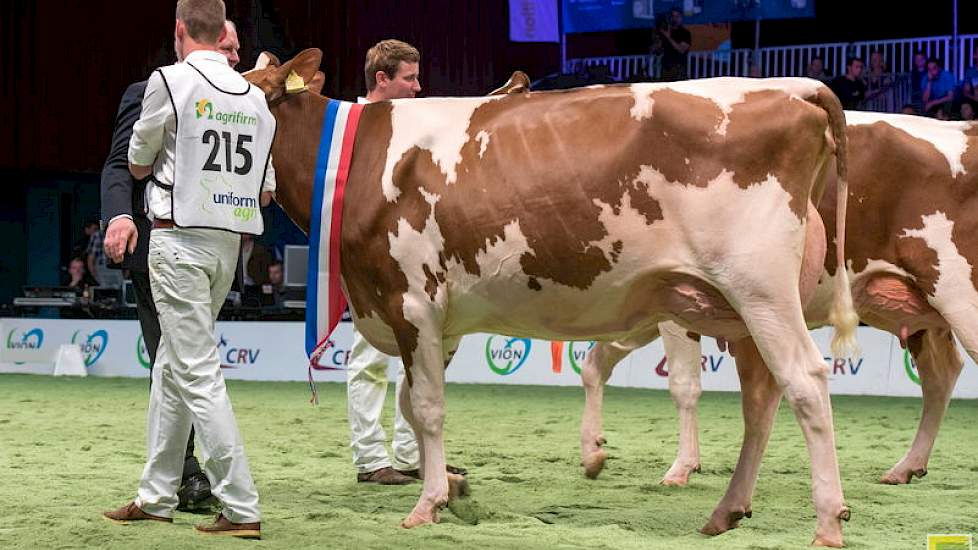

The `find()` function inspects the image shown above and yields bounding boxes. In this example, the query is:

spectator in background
[901,103,919,115]
[864,50,892,103]
[86,226,124,288]
[65,257,97,291]
[805,56,831,83]
[960,101,976,121]
[237,233,273,292]
[830,57,866,110]
[74,220,99,259]
[963,46,978,105]
[267,261,284,292]
[748,64,762,78]
[654,8,691,82]
[910,51,928,110]
[922,57,956,117]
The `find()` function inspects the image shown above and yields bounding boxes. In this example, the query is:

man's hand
[105,217,138,264]
[129,162,152,180]
[260,191,274,207]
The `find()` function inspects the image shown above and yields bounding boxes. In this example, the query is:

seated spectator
[73,220,99,260]
[65,257,97,291]
[267,261,284,292]
[962,79,978,107]
[830,57,866,110]
[238,233,273,291]
[864,50,892,102]
[922,57,956,117]
[805,57,831,83]
[960,102,976,121]
[900,103,919,115]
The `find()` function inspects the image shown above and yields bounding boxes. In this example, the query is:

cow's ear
[277,48,322,94]
[308,71,326,95]
[254,51,281,70]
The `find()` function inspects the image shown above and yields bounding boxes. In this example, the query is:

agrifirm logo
[195,98,257,126]
[928,534,972,550]
[70,329,109,367]
[6,328,44,351]
[137,335,151,370]
[217,334,261,369]
[485,335,532,376]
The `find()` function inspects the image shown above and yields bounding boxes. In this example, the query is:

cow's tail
[813,84,859,358]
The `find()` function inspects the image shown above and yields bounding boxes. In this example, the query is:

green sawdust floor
[1,374,977,549]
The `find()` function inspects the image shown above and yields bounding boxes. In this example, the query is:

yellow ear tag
[286,71,307,94]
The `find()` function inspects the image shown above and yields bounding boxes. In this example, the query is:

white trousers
[135,228,260,523]
[347,327,419,473]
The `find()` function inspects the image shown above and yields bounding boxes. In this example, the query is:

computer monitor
[283,245,309,287]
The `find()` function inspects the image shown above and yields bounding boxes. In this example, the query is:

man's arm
[128,71,170,179]
[260,154,276,207]
[101,82,147,263]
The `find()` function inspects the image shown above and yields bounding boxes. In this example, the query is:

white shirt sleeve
[128,71,172,167]
[262,153,276,193]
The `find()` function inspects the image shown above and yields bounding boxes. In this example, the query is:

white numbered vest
[157,60,275,234]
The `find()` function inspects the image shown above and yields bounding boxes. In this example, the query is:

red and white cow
[246,49,856,546]
[580,111,978,533]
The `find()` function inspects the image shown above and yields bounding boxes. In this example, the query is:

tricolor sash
[305,99,364,391]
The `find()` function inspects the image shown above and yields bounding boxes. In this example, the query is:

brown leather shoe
[195,513,261,539]
[396,464,469,480]
[103,502,173,525]
[356,466,415,485]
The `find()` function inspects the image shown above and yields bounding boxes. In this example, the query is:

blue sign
[562,0,815,34]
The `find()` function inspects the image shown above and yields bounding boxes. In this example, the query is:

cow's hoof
[582,449,607,479]
[661,463,701,487]
[879,466,926,485]
[401,509,438,529]
[700,508,751,536]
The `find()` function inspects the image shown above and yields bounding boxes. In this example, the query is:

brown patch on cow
[267,94,328,234]
[423,264,439,301]
[820,121,978,300]
[527,277,542,291]
[378,85,829,294]
[686,331,702,342]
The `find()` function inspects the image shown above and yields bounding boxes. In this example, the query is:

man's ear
[308,71,326,95]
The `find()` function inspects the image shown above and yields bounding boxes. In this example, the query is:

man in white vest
[103,0,272,538]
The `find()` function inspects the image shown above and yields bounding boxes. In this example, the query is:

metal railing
[567,33,978,85]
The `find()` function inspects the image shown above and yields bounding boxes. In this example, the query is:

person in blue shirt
[962,45,978,105]
[922,57,956,117]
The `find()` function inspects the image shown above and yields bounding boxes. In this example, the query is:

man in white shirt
[103,0,272,539]
[348,39,471,485]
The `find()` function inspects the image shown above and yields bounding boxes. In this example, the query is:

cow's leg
[733,301,847,548]
[881,329,963,484]
[580,334,651,479]
[661,321,704,486]
[400,329,464,528]
[702,338,781,534]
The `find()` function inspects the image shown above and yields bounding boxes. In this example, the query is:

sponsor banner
[2,318,976,399]
[509,0,559,42]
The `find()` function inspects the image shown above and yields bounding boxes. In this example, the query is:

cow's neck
[269,92,333,235]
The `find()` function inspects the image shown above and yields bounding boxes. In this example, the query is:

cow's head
[244,48,324,103]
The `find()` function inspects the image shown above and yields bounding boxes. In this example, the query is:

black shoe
[177,472,215,512]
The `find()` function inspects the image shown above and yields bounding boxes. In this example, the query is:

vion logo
[217,334,260,368]
[903,349,920,385]
[137,335,152,370]
[567,341,595,374]
[70,329,109,367]
[485,336,532,376]
[6,328,44,350]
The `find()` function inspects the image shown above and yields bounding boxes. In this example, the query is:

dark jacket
[100,81,152,272]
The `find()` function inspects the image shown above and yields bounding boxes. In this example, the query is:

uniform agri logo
[6,328,44,351]
[195,99,213,119]
[485,336,532,376]
[217,334,261,368]
[70,329,109,367]
[137,335,151,369]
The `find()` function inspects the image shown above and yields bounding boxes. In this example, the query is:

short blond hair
[176,0,226,44]
[364,39,420,91]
